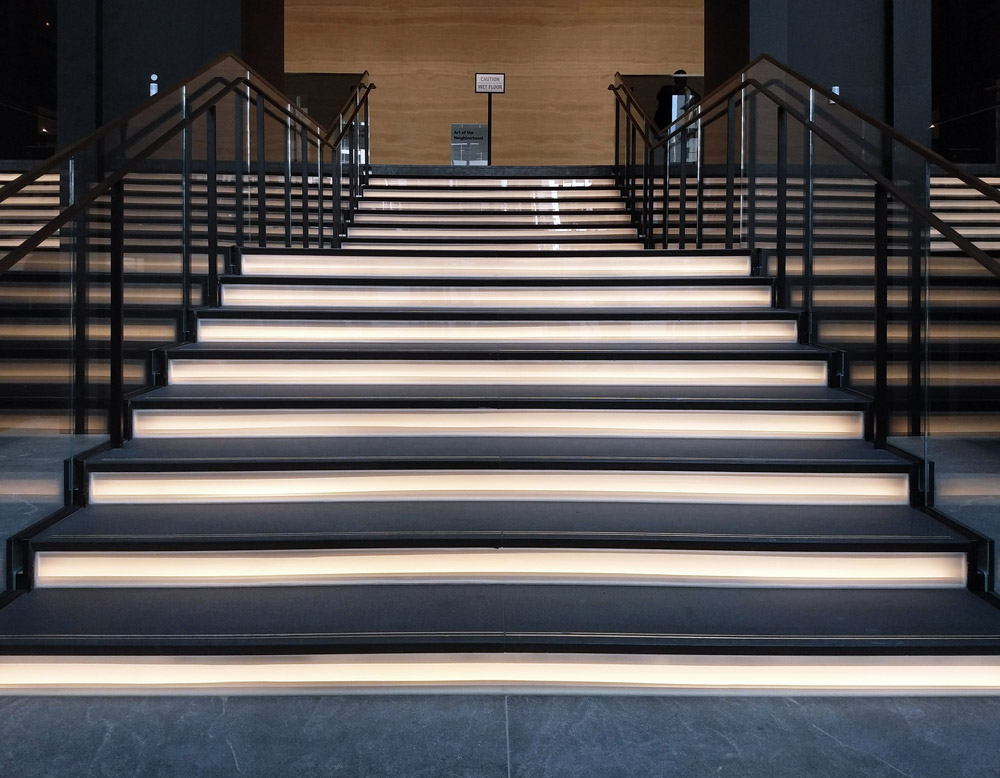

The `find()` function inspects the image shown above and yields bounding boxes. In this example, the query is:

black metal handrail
[0,53,374,449]
[609,53,1000,467]
[609,61,1000,279]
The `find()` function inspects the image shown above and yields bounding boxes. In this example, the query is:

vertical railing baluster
[234,90,245,248]
[256,92,267,247]
[71,158,89,437]
[614,99,621,192]
[364,97,371,185]
[678,128,688,250]
[283,110,292,248]
[874,182,889,447]
[109,179,125,446]
[907,210,923,439]
[661,141,670,249]
[725,96,736,249]
[776,107,787,308]
[207,104,219,307]
[332,143,343,249]
[317,138,325,249]
[181,85,192,340]
[802,95,815,337]
[300,124,309,248]
[696,119,705,249]
[747,94,757,251]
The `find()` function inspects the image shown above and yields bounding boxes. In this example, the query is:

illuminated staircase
[3,172,1000,695]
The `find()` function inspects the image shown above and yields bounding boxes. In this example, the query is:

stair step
[129,382,866,408]
[237,250,753,278]
[345,226,638,238]
[31,547,966,589]
[30,501,967,551]
[364,177,618,188]
[218,282,774,310]
[129,407,863,439]
[195,317,799,345]
[163,351,832,387]
[340,240,647,251]
[2,585,1000,654]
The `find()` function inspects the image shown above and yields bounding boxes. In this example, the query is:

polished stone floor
[2,695,1000,777]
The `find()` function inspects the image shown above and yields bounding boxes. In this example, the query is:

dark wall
[243,0,286,91]
[57,0,283,147]
[931,0,1000,164]
[750,0,888,120]
[100,0,242,122]
[706,0,931,145]
[0,1,58,158]
[703,0,749,94]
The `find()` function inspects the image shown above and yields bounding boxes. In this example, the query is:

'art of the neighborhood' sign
[475,73,505,94]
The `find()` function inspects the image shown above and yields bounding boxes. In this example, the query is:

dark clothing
[654,83,700,131]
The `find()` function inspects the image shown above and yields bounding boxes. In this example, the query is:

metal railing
[0,54,374,561]
[612,55,1000,588]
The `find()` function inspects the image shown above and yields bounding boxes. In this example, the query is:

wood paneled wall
[285,0,703,165]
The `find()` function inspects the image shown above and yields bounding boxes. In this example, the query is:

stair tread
[132,383,865,407]
[201,307,795,320]
[30,501,968,550]
[166,340,824,356]
[85,436,908,467]
[2,585,999,651]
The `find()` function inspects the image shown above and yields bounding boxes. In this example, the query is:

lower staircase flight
[2,173,1000,695]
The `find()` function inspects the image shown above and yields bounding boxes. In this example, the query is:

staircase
[2,170,1000,695]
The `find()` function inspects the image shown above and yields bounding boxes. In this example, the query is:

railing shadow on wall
[0,52,373,590]
[611,54,1000,591]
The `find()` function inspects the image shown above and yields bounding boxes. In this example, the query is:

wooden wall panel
[285,0,703,165]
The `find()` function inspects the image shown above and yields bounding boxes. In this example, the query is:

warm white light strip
[239,254,752,278]
[34,548,966,589]
[220,285,771,309]
[358,200,625,212]
[166,359,829,386]
[365,178,616,188]
[131,408,862,439]
[361,188,616,199]
[88,469,910,505]
[197,320,798,344]
[354,213,632,225]
[340,242,646,251]
[348,227,638,238]
[4,653,1000,696]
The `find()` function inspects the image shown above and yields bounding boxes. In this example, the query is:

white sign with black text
[475,73,505,94]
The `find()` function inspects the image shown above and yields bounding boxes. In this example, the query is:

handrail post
[181,85,192,341]
[725,95,736,249]
[614,100,621,191]
[696,118,705,249]
[747,93,757,249]
[256,91,267,247]
[907,209,924,438]
[71,158,90,436]
[678,127,688,250]
[802,94,815,340]
[874,182,890,447]
[300,123,310,248]
[317,137,325,249]
[283,110,292,248]
[661,144,670,249]
[108,178,125,447]
[776,107,787,308]
[207,104,219,308]
[233,90,245,247]
[350,115,359,219]
[332,143,342,249]
[642,127,651,248]
[364,98,371,185]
